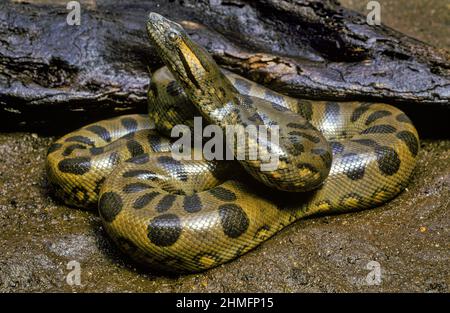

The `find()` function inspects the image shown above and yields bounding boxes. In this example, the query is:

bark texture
[0,0,449,136]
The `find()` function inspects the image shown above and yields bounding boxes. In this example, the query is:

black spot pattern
[247,113,263,123]
[365,110,392,125]
[115,236,140,258]
[90,147,104,155]
[240,95,254,108]
[99,191,123,223]
[234,244,250,259]
[123,182,152,193]
[288,131,321,143]
[312,148,332,168]
[341,153,366,180]
[361,124,396,134]
[375,146,401,175]
[325,102,340,120]
[183,194,202,213]
[218,204,249,238]
[147,214,182,247]
[86,125,112,142]
[166,80,183,96]
[218,86,227,99]
[58,157,91,175]
[271,103,289,112]
[329,141,345,154]
[126,139,144,158]
[288,142,304,156]
[296,100,313,120]
[148,133,163,151]
[158,155,188,181]
[296,163,319,182]
[65,136,95,147]
[209,187,237,201]
[121,117,138,132]
[314,199,333,209]
[108,152,121,166]
[47,143,62,155]
[133,192,160,209]
[122,132,134,140]
[62,144,86,156]
[156,194,177,212]
[339,192,364,208]
[351,138,379,148]
[127,154,149,164]
[351,105,370,122]
[396,131,419,157]
[286,122,314,130]
[123,169,157,179]
[396,113,412,124]
[68,186,91,206]
[194,252,222,268]
[371,187,392,204]
[253,224,271,240]
[93,177,106,195]
[233,78,251,94]
[265,90,285,107]
[297,162,318,172]
[159,256,187,270]
[149,82,159,99]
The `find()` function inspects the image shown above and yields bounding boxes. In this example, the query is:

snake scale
[46,13,419,273]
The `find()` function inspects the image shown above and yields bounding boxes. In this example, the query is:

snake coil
[46,13,419,273]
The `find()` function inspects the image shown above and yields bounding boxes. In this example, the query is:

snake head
[146,12,219,94]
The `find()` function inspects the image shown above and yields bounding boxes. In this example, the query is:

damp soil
[0,0,449,292]
[0,134,448,292]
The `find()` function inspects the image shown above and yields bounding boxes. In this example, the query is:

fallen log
[0,0,449,136]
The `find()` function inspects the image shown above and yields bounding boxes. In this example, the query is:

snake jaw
[146,14,178,67]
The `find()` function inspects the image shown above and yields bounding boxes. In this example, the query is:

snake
[46,13,419,273]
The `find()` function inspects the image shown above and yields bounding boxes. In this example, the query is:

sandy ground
[0,0,449,292]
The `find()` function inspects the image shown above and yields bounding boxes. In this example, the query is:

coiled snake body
[46,13,419,272]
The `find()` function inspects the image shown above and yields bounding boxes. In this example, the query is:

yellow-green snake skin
[46,13,419,273]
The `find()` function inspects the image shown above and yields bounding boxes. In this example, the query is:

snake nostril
[148,12,163,24]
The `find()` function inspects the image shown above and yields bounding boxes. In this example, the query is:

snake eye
[168,31,178,42]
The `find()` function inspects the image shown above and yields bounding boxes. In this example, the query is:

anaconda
[46,13,419,273]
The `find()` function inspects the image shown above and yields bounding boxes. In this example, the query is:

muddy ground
[0,134,448,292]
[0,0,449,292]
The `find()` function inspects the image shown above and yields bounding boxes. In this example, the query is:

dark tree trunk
[0,0,449,136]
